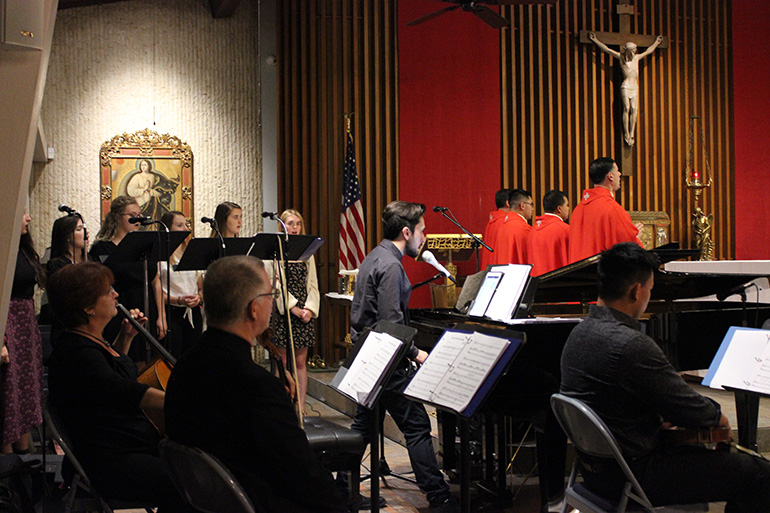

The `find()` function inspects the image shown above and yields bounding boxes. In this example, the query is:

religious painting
[100,129,194,233]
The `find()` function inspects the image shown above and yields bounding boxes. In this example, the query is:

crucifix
[580,0,668,175]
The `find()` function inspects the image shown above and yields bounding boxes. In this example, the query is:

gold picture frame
[100,128,194,232]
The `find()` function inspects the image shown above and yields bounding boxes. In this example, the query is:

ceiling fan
[406,0,557,29]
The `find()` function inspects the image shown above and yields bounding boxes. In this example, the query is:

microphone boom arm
[438,209,492,252]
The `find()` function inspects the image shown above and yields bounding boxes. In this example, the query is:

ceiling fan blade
[485,0,557,5]
[406,5,461,26]
[473,5,510,28]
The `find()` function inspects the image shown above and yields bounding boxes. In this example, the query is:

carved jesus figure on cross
[589,32,664,147]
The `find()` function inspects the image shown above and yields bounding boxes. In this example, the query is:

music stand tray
[102,231,190,265]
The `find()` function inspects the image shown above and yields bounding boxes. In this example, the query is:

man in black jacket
[165,255,346,513]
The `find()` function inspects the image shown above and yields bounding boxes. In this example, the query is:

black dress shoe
[357,493,387,510]
[429,495,460,513]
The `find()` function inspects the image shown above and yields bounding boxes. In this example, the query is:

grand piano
[410,247,770,510]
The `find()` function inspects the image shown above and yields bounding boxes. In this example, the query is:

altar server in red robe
[480,189,510,269]
[528,190,571,276]
[494,189,533,265]
[569,158,643,263]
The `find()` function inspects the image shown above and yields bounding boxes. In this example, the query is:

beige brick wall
[30,0,262,252]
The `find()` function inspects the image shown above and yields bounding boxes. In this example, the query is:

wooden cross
[579,0,668,175]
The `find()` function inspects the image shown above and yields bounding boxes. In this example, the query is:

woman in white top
[159,211,202,357]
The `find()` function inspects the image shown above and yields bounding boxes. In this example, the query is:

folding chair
[158,438,256,513]
[550,394,708,513]
[42,398,155,513]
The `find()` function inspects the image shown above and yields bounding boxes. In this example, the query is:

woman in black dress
[47,262,191,512]
[47,214,88,275]
[89,196,166,364]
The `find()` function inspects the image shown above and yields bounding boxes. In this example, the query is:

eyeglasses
[254,289,280,301]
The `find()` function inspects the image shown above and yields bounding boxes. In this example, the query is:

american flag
[339,132,366,270]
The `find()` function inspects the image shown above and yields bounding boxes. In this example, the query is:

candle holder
[685,116,714,260]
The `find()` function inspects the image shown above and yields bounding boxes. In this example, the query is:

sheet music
[485,264,531,322]
[704,327,770,395]
[336,331,403,405]
[404,330,509,413]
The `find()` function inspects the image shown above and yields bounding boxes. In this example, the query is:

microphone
[58,204,76,215]
[261,211,278,219]
[716,282,753,301]
[432,206,448,213]
[128,215,154,226]
[201,217,217,227]
[421,250,456,284]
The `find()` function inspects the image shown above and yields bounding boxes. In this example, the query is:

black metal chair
[42,398,155,513]
[550,394,708,513]
[158,437,256,513]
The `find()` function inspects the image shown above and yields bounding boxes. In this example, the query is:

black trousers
[344,366,451,505]
[585,445,770,512]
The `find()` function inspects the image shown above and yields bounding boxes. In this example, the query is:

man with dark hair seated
[561,242,770,511]
[164,255,346,513]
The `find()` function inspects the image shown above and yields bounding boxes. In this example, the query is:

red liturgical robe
[480,210,508,270]
[495,213,531,265]
[569,187,642,263]
[528,214,570,276]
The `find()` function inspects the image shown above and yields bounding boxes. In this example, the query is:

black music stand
[246,233,324,261]
[176,238,254,271]
[331,321,416,513]
[403,324,526,513]
[103,231,190,265]
[103,231,189,359]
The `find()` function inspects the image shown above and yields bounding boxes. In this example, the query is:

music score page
[404,330,509,413]
[336,331,403,406]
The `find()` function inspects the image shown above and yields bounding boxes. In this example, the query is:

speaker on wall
[0,0,44,51]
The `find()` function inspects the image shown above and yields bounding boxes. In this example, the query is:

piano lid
[534,247,768,303]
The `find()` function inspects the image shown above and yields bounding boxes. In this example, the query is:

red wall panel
[733,0,770,259]
[398,1,502,307]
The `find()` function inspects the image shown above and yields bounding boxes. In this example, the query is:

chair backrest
[42,397,93,488]
[550,393,653,509]
[158,438,256,513]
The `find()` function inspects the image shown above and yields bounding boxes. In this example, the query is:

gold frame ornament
[100,129,194,232]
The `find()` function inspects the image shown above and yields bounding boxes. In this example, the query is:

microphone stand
[213,223,226,258]
[265,214,302,426]
[412,272,445,290]
[437,209,492,273]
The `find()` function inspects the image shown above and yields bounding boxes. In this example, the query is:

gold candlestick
[685,116,714,260]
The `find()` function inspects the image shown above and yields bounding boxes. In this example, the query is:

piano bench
[304,417,365,510]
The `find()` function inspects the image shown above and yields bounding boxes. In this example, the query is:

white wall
[30,0,263,249]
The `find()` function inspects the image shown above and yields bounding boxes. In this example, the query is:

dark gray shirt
[350,239,419,360]
[560,305,721,459]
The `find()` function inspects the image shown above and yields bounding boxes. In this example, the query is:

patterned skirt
[1,298,44,446]
[272,262,315,349]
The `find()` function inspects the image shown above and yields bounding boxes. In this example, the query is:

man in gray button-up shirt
[345,201,457,511]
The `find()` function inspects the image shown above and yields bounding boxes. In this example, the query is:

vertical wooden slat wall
[278,0,399,363]
[502,0,734,258]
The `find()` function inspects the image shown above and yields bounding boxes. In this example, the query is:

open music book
[331,326,410,409]
[703,326,770,396]
[403,328,524,417]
